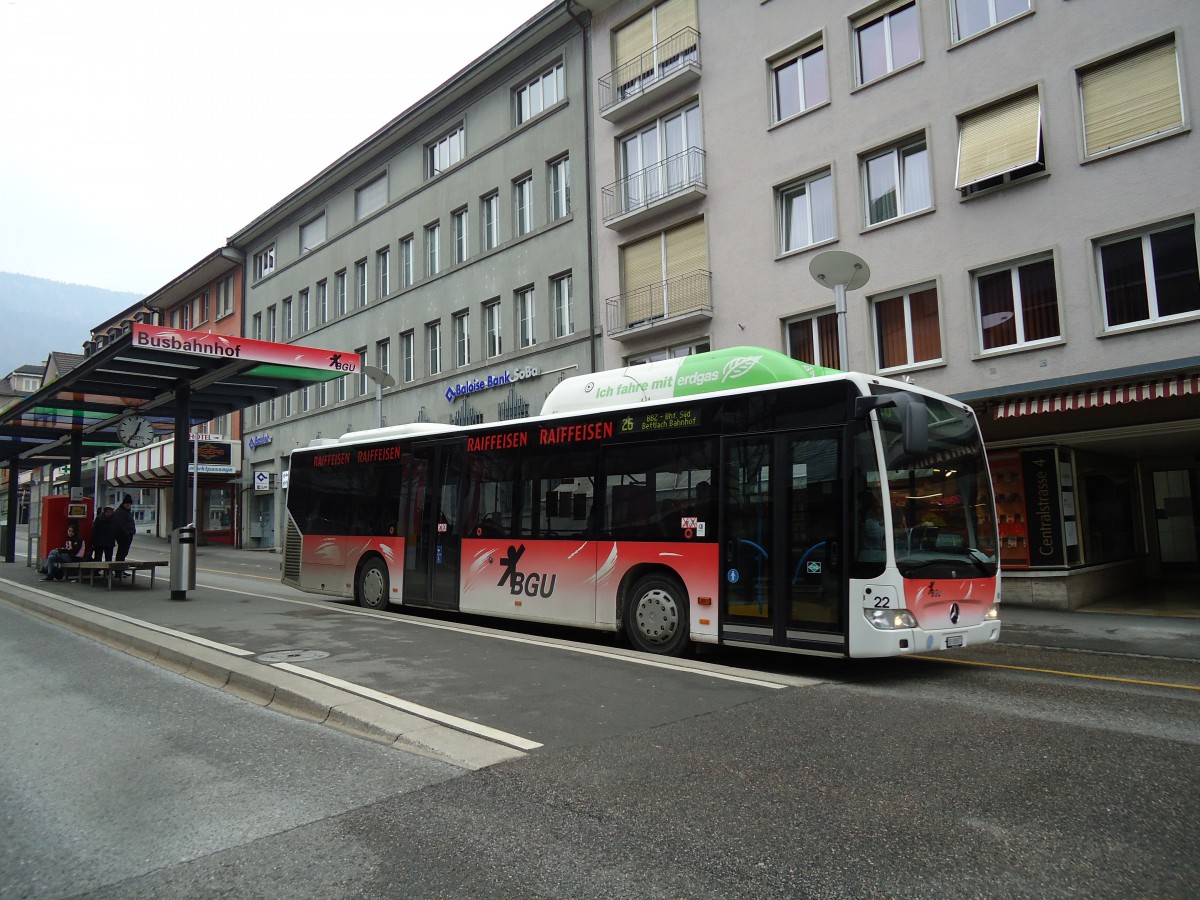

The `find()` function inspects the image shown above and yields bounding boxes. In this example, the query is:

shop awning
[993,372,1200,419]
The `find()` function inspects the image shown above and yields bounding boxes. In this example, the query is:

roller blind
[355,175,387,220]
[956,90,1042,188]
[614,11,654,69]
[621,234,664,325]
[665,218,708,280]
[1081,39,1182,156]
[655,0,697,41]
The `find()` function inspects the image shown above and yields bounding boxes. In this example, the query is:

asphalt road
[1,537,1197,897]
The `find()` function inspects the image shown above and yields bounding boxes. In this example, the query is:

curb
[0,580,524,771]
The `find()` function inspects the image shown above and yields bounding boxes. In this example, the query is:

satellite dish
[809,250,870,291]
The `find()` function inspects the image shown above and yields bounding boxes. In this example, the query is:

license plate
[945,634,964,649]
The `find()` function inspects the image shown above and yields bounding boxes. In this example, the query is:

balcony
[602,148,707,229]
[606,270,712,339]
[599,28,701,122]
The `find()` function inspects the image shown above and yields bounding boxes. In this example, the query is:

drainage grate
[255,649,330,663]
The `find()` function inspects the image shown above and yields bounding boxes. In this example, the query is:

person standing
[91,506,117,561]
[114,494,136,562]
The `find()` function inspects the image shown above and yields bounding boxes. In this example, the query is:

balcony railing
[599,28,700,115]
[606,270,712,336]
[602,147,707,223]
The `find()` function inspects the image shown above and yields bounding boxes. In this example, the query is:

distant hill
[0,272,143,375]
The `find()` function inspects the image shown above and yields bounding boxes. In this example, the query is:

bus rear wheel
[625,574,689,656]
[357,558,390,610]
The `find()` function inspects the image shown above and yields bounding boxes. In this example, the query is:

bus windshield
[878,394,998,578]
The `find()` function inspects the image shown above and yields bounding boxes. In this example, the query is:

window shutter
[1081,39,1182,156]
[614,11,654,68]
[956,90,1042,188]
[621,234,665,325]
[655,0,697,41]
[355,175,387,219]
[665,218,708,315]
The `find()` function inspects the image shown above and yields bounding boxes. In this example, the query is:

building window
[627,341,710,366]
[377,248,390,298]
[355,174,387,220]
[484,300,502,359]
[1079,38,1184,159]
[618,218,710,329]
[376,338,390,377]
[336,270,347,316]
[516,62,564,124]
[515,177,533,236]
[216,275,233,318]
[319,381,328,408]
[300,213,326,253]
[252,312,262,341]
[854,1,920,87]
[196,292,209,325]
[872,284,942,371]
[974,255,1061,352]
[454,311,470,367]
[482,193,500,251]
[355,259,368,307]
[771,41,828,123]
[779,169,835,253]
[426,124,465,177]
[517,287,536,348]
[267,305,277,341]
[862,136,930,225]
[400,236,414,287]
[957,89,1043,194]
[338,373,347,402]
[618,102,702,213]
[284,391,292,417]
[298,289,309,332]
[549,157,570,221]
[253,244,275,281]
[453,209,469,264]
[356,348,368,395]
[1097,219,1200,331]
[316,280,328,325]
[426,223,441,276]
[282,297,293,339]
[300,386,310,413]
[951,0,1030,43]
[610,0,699,103]
[787,311,840,369]
[401,331,415,383]
[553,273,574,338]
[426,321,442,375]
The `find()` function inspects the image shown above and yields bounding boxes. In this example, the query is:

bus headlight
[983,603,1000,621]
[865,607,918,630]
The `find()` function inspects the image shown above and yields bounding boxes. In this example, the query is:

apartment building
[230,2,600,549]
[588,0,1199,606]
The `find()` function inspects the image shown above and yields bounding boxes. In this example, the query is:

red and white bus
[283,347,1000,658]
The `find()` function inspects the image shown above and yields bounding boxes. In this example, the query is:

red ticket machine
[39,495,94,561]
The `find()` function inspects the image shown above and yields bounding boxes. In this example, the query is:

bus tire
[625,574,689,656]
[357,557,390,611]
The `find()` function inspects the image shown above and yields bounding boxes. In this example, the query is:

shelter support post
[172,383,192,600]
[4,461,18,563]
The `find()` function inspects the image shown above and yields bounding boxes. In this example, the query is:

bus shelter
[0,324,359,595]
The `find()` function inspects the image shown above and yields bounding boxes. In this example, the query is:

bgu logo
[497,544,557,598]
[328,353,356,372]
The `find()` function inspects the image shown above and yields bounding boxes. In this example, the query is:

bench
[57,559,170,590]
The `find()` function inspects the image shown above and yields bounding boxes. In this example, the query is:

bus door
[720,429,846,651]
[402,443,463,610]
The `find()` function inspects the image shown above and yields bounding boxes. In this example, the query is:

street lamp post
[361,365,397,429]
[809,250,870,371]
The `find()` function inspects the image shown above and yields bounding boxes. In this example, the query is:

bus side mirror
[854,393,929,457]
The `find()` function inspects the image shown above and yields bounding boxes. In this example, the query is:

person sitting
[40,525,86,581]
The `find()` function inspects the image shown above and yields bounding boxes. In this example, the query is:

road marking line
[911,654,1200,691]
[197,581,795,689]
[271,662,544,750]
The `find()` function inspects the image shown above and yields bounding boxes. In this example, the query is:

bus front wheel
[357,558,390,611]
[625,574,689,656]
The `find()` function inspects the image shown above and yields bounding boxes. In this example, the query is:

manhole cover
[256,649,330,663]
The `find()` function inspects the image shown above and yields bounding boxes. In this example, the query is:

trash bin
[170,524,197,594]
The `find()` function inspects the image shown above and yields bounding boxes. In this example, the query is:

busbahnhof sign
[0,324,359,563]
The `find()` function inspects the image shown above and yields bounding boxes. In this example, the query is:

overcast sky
[0,0,551,296]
